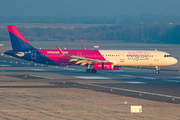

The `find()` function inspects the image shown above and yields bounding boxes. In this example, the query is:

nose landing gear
[155,66,160,74]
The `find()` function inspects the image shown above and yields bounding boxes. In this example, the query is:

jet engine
[93,62,119,70]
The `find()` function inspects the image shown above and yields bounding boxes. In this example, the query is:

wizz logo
[127,52,150,61]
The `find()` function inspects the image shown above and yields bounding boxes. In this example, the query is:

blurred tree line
[0,23,180,44]
[1,14,180,24]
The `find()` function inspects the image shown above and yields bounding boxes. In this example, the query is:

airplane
[4,25,178,74]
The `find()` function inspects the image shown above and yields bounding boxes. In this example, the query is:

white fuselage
[99,50,178,66]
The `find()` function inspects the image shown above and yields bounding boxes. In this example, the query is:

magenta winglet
[56,46,64,55]
[7,25,30,45]
[82,46,86,50]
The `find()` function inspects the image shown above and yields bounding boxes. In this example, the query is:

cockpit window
[167,55,172,57]
[164,55,172,57]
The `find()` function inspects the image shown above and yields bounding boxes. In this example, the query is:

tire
[156,70,159,74]
[86,69,91,73]
[91,69,97,73]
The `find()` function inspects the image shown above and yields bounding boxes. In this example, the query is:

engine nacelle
[94,62,114,70]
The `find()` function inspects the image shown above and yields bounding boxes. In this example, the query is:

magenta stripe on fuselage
[37,49,106,65]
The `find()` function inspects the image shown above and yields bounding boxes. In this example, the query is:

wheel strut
[155,66,160,74]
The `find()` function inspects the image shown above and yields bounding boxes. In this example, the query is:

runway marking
[65,68,74,70]
[166,80,180,82]
[120,75,156,80]
[125,81,146,84]
[143,77,156,80]
[120,75,133,77]
[31,69,46,71]
[77,82,180,99]
[74,76,110,80]
[30,75,54,79]
[0,65,10,66]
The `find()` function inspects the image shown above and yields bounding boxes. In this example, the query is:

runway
[0,55,180,104]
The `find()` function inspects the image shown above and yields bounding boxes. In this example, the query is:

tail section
[7,25,33,50]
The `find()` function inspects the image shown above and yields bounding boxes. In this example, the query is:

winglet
[56,46,64,55]
[82,46,86,50]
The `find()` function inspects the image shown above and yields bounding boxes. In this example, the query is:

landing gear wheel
[156,70,159,74]
[86,69,91,73]
[91,69,97,73]
[155,66,160,74]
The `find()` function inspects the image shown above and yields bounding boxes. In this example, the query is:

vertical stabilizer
[7,25,33,50]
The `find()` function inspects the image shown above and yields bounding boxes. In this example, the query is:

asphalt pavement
[0,55,180,104]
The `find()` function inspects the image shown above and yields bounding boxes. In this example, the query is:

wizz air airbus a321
[4,25,178,74]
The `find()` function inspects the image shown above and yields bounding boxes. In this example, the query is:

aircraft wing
[67,56,108,66]
[56,46,108,66]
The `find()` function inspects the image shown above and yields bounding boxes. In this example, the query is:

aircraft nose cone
[173,57,178,64]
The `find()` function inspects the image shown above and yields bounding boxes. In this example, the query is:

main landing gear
[155,66,160,74]
[86,69,97,73]
[86,69,91,73]
[86,64,97,73]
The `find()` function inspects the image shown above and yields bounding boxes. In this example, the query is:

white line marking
[143,77,156,80]
[120,75,133,77]
[0,65,10,66]
[74,76,110,79]
[77,82,180,99]
[65,68,74,70]
[30,75,54,79]
[125,82,146,84]
[31,69,46,71]
[166,80,180,82]
[120,75,156,80]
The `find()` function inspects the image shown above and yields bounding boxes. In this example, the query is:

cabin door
[31,50,36,59]
[154,52,159,61]
[120,53,125,62]
[120,53,124,60]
